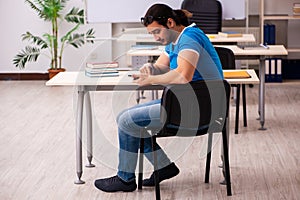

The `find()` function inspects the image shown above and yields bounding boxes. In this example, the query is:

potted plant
[13,0,95,79]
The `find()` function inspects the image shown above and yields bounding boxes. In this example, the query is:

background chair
[181,0,222,34]
[215,46,248,134]
[138,80,232,200]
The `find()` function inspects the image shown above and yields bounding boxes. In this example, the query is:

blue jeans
[116,99,171,182]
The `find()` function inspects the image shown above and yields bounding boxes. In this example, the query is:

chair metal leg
[222,127,232,196]
[205,133,213,183]
[151,136,161,200]
[235,85,241,134]
[138,130,145,190]
[242,84,247,127]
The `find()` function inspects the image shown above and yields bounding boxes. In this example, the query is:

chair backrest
[214,47,236,70]
[159,80,230,137]
[181,0,222,34]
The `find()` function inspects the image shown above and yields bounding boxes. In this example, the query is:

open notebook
[223,71,251,79]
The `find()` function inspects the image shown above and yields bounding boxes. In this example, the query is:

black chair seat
[163,123,210,137]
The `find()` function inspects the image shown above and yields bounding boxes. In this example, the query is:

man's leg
[116,99,169,181]
[95,100,179,192]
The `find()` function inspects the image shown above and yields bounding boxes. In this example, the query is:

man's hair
[141,3,192,27]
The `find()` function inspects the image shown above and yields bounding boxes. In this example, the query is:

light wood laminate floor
[0,80,299,200]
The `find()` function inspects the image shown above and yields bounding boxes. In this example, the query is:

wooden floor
[0,80,299,200]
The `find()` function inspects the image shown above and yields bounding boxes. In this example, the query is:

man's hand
[132,73,152,86]
[129,63,154,86]
[139,63,154,75]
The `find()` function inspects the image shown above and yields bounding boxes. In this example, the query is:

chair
[138,80,232,200]
[181,0,222,34]
[215,46,248,134]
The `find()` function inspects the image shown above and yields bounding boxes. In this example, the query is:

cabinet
[260,0,300,55]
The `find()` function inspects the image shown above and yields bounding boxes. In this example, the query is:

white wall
[0,0,111,73]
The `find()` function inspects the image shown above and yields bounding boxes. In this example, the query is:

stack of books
[293,3,300,15]
[85,62,119,77]
[218,31,243,37]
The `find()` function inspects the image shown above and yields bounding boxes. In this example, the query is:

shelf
[260,0,300,52]
[263,15,300,20]
[287,48,300,53]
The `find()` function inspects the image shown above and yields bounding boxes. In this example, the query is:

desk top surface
[127,45,288,57]
[214,45,288,56]
[46,69,259,86]
[117,33,255,43]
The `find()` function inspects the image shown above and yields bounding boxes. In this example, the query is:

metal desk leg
[136,91,140,104]
[235,84,240,134]
[242,84,247,127]
[259,58,267,130]
[85,92,95,168]
[75,86,85,184]
[151,90,159,100]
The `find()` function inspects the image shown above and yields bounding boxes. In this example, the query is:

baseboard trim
[0,73,49,80]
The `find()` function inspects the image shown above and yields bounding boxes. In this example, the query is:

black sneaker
[143,162,180,186]
[94,175,137,192]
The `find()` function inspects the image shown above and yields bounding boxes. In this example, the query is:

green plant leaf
[22,31,49,49]
[24,0,47,20]
[65,7,84,24]
[67,33,85,48]
[85,29,95,43]
[13,46,41,69]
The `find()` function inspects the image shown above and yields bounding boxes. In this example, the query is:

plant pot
[48,68,66,79]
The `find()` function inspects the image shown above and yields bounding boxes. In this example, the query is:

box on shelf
[282,59,300,79]
[265,58,282,83]
[293,3,300,15]
[263,24,276,45]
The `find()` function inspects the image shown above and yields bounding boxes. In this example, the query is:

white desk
[127,46,165,57]
[214,45,288,57]
[117,33,255,44]
[46,69,259,184]
[126,45,288,130]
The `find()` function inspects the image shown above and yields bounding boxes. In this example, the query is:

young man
[94,3,223,192]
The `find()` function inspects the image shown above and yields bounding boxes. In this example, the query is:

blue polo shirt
[165,24,223,81]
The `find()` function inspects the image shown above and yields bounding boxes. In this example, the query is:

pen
[260,43,269,49]
[128,74,138,80]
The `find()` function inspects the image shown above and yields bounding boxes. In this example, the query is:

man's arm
[138,52,170,76]
[152,53,170,74]
[136,50,199,86]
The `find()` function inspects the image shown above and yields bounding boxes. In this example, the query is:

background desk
[215,45,288,130]
[117,33,255,44]
[46,69,259,184]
